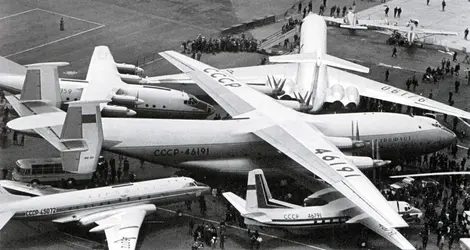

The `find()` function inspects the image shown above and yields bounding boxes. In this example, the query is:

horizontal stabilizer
[340,24,368,30]
[59,139,89,152]
[7,112,66,131]
[25,62,70,68]
[269,53,369,73]
[222,192,247,215]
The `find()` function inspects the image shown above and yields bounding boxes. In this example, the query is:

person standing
[453,51,458,62]
[427,0,430,5]
[442,0,446,11]
[298,1,302,13]
[2,168,7,180]
[397,7,402,18]
[465,28,469,40]
[19,134,24,146]
[394,7,398,18]
[455,80,460,93]
[385,6,389,17]
[385,69,390,81]
[308,1,313,13]
[60,17,65,31]
[123,158,130,175]
[392,46,398,57]
[117,166,122,183]
[12,131,17,145]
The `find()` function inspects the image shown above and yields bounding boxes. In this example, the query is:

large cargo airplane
[147,14,470,120]
[6,61,455,175]
[223,169,422,229]
[0,47,214,119]
[0,178,209,250]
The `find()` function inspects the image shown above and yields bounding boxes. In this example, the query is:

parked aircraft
[373,19,458,46]
[0,178,209,250]
[0,47,213,119]
[156,50,414,249]
[6,62,456,175]
[323,9,394,31]
[147,14,470,120]
[223,169,422,229]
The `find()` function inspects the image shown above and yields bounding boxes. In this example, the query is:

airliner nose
[441,126,457,144]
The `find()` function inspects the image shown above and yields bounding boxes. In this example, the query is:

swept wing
[159,51,408,231]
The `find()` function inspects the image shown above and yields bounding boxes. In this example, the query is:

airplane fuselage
[102,112,455,174]
[4,178,208,221]
[297,14,328,112]
[0,76,212,119]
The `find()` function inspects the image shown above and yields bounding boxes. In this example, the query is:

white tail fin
[60,100,105,173]
[20,62,69,108]
[246,169,282,212]
[269,53,369,73]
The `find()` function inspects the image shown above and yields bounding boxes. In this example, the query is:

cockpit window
[188,98,198,105]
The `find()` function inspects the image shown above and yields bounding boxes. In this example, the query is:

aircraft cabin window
[184,100,188,104]
[163,105,166,108]
[146,104,149,107]
[152,105,156,108]
[66,98,70,101]
[74,98,78,101]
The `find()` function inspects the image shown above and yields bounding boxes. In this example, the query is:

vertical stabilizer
[60,100,104,174]
[246,169,276,212]
[21,62,69,108]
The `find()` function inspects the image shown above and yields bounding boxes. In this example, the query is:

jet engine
[115,63,144,75]
[111,95,145,105]
[119,74,150,85]
[326,85,360,110]
[343,86,360,109]
[102,105,136,117]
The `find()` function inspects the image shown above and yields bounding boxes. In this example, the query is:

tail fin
[246,169,278,212]
[20,62,69,108]
[0,185,28,230]
[60,100,105,173]
[269,53,369,73]
[0,56,26,75]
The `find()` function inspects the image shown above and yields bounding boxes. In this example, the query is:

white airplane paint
[0,178,209,250]
[0,49,214,119]
[224,170,421,246]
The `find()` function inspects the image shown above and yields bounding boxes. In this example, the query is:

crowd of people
[180,33,258,59]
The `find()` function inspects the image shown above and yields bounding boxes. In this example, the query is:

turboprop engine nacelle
[325,136,366,149]
[115,63,144,75]
[119,74,150,85]
[102,105,136,117]
[111,95,145,105]
[346,156,391,170]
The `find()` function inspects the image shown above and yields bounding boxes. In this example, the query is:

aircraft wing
[370,24,409,33]
[222,192,247,215]
[390,171,470,179]
[95,206,150,250]
[323,16,345,25]
[0,180,73,196]
[82,46,122,105]
[326,67,470,119]
[159,51,409,232]
[416,28,457,36]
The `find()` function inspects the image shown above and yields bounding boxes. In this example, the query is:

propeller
[266,75,286,96]
[371,138,392,167]
[294,91,313,112]
[351,120,366,156]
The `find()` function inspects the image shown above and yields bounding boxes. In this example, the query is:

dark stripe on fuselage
[82,114,96,123]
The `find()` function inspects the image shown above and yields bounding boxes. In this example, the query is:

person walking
[427,0,430,5]
[392,46,398,57]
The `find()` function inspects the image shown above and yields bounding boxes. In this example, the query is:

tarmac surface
[357,0,470,51]
[1,0,470,249]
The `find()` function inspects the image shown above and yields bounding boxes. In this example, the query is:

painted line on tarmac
[156,207,327,250]
[37,8,104,26]
[0,8,38,21]
[5,25,105,58]
[458,145,468,150]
